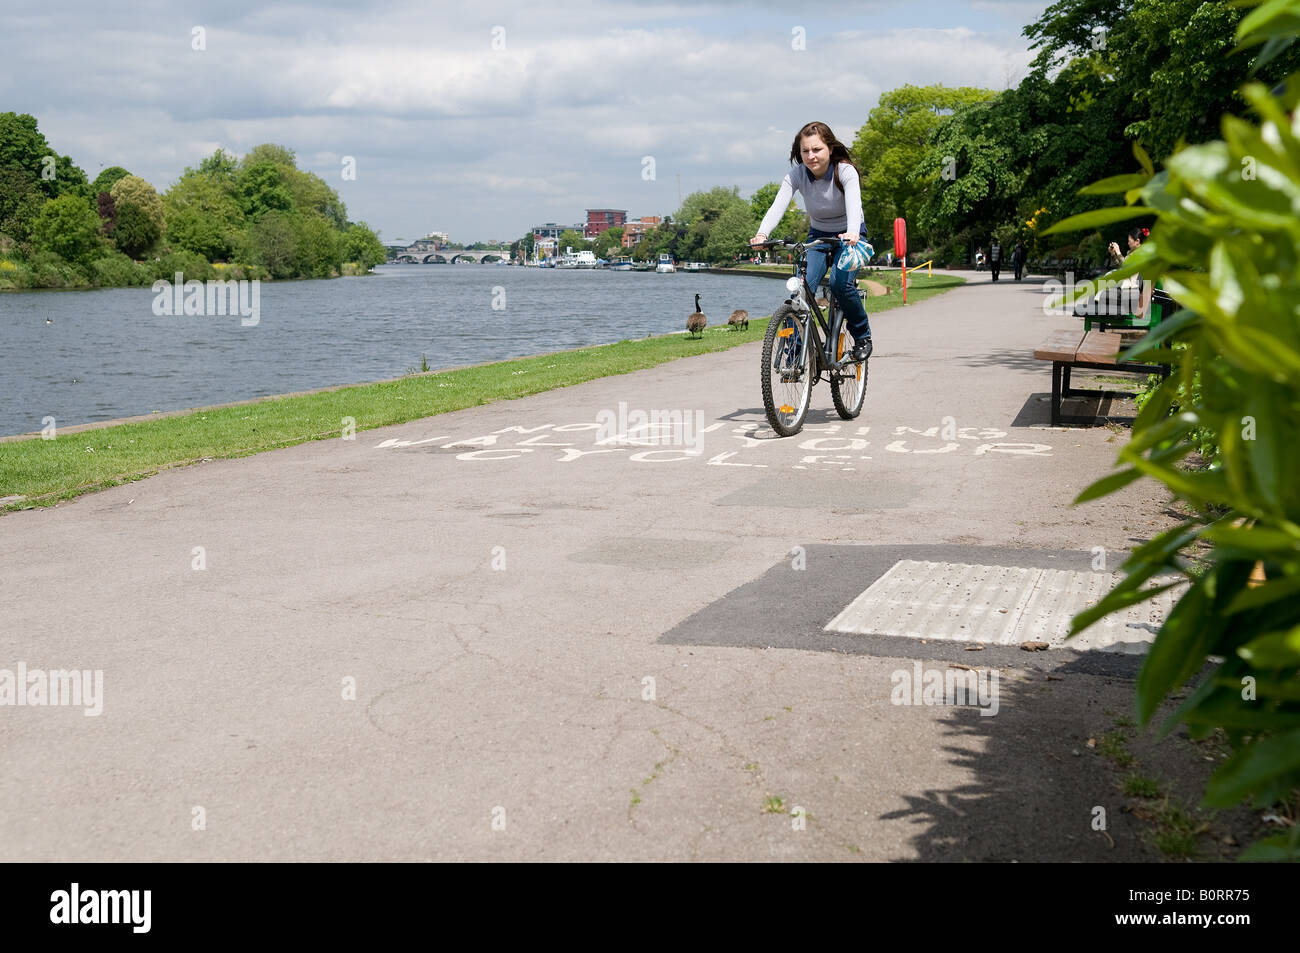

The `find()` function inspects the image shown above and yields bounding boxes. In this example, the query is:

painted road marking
[824,559,1185,654]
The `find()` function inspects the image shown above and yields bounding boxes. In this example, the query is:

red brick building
[621,216,662,248]
[583,209,627,238]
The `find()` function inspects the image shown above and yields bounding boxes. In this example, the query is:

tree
[32,194,103,265]
[164,168,243,260]
[91,166,132,196]
[246,210,298,278]
[293,214,342,278]
[750,182,804,239]
[109,175,164,258]
[704,202,755,263]
[849,84,996,245]
[592,226,624,259]
[556,229,590,252]
[238,161,294,218]
[342,222,386,270]
[0,112,89,202]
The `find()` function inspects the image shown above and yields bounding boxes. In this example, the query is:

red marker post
[894,218,908,303]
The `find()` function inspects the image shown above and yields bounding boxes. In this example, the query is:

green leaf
[1073,466,1143,504]
[1237,0,1300,43]
[1204,726,1300,807]
[1133,142,1154,178]
[1227,573,1300,614]
[1069,582,1181,639]
[1041,206,1152,236]
[1079,173,1150,195]
[1135,581,1211,723]
[1238,624,1300,666]
[1202,525,1300,553]
[1237,833,1300,862]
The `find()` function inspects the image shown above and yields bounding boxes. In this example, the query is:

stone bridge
[388,241,513,264]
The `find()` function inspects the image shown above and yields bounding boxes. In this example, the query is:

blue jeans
[804,225,872,343]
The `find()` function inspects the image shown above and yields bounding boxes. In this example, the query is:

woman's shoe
[850,338,873,362]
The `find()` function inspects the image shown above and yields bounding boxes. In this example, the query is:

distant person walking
[1012,241,1026,281]
[989,239,1003,281]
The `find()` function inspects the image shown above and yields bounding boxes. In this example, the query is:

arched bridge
[388,241,513,264]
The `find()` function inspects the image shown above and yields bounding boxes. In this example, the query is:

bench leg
[1051,361,1063,427]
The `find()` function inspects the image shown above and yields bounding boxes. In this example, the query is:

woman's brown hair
[789,121,859,193]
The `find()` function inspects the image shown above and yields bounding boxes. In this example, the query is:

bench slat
[1077,330,1123,364]
[1034,330,1086,362]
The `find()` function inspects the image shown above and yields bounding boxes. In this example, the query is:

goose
[45,317,53,325]
[728,309,749,331]
[686,294,706,338]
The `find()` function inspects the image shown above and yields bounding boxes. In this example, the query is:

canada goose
[686,294,706,338]
[728,309,749,331]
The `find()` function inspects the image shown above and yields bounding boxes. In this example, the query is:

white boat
[655,253,676,274]
[574,250,599,268]
[682,261,708,271]
[556,249,580,269]
[610,257,634,271]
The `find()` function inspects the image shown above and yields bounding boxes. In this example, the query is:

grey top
[757,162,864,237]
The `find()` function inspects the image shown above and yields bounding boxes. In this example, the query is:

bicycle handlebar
[750,237,844,249]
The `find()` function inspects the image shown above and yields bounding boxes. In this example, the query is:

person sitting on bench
[1106,227,1154,321]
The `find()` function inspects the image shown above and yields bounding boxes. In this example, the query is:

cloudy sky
[2,0,1050,244]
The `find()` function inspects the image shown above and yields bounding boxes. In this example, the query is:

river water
[0,264,784,436]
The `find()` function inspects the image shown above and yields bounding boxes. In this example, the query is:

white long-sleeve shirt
[757,161,864,237]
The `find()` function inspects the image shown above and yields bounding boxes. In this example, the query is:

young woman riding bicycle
[751,121,873,362]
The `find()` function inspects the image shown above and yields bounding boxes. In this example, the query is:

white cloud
[2,1,1044,241]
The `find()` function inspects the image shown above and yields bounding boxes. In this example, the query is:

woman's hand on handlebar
[750,233,768,247]
[838,232,856,242]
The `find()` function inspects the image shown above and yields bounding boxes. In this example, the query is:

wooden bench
[1033,329,1170,426]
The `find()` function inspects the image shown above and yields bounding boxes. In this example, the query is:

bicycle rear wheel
[830,321,868,419]
[761,303,812,437]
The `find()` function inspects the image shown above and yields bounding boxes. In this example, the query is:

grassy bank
[1,272,963,510]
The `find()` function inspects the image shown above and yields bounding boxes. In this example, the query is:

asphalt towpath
[1,271,1219,861]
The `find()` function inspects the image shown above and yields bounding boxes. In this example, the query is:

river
[0,264,783,436]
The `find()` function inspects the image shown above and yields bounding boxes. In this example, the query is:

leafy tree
[90,166,132,196]
[31,194,103,265]
[293,214,342,278]
[750,182,805,240]
[704,202,755,263]
[0,167,45,242]
[556,229,590,252]
[0,112,89,202]
[109,175,165,258]
[246,210,298,278]
[199,149,239,182]
[849,84,996,245]
[342,222,386,269]
[96,191,116,236]
[164,168,244,260]
[592,226,624,259]
[238,161,294,219]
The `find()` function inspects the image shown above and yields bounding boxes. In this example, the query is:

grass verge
[1,272,963,510]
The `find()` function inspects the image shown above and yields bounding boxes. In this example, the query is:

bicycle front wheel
[761,303,812,437]
[830,322,868,420]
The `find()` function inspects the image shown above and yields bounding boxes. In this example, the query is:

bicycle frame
[781,239,849,381]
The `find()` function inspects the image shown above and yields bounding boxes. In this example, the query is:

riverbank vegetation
[0,114,387,290]
[0,271,963,508]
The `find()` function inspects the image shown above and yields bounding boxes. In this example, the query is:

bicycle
[753,238,868,437]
